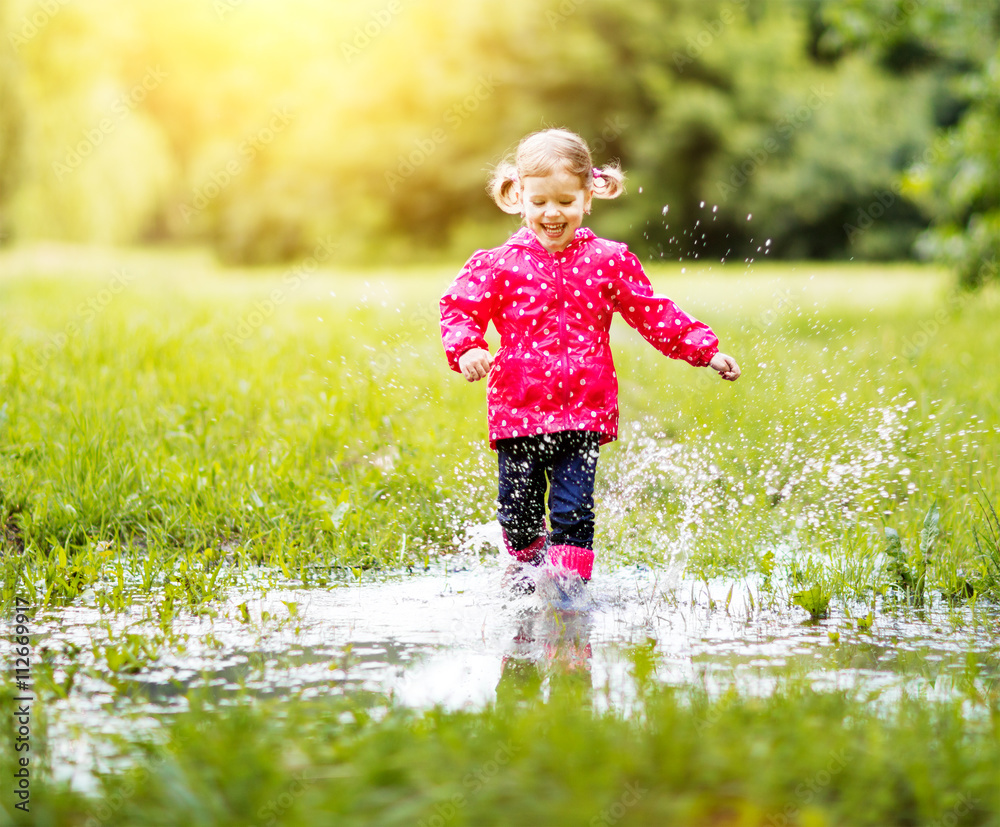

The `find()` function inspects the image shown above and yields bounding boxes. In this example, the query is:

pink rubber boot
[547,544,594,582]
[503,530,547,566]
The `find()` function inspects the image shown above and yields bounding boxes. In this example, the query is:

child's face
[520,164,594,254]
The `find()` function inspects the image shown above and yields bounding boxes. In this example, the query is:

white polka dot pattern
[439,226,719,448]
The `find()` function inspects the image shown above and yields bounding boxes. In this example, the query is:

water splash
[592,391,985,579]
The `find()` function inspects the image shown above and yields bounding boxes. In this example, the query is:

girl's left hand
[709,353,741,381]
[458,347,494,382]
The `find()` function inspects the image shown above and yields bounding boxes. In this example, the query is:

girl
[440,128,740,590]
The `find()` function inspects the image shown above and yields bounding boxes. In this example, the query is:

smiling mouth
[541,223,567,237]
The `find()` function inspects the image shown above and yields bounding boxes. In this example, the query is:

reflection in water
[497,573,596,707]
[15,557,1000,792]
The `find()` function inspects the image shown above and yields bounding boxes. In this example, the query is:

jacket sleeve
[439,251,496,372]
[611,245,719,367]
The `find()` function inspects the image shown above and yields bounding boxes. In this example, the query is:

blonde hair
[488,128,626,214]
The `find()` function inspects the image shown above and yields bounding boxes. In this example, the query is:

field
[1,245,999,826]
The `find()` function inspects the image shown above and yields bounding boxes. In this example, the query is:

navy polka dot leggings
[496,430,600,552]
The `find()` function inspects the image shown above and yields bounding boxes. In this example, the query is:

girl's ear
[584,188,594,215]
[499,185,522,215]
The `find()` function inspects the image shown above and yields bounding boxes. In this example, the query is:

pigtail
[591,162,625,199]
[487,132,627,213]
[488,160,522,214]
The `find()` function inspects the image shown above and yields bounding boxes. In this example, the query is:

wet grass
[0,248,474,607]
[598,262,1000,610]
[2,248,1000,825]
[4,673,998,827]
[1,253,997,611]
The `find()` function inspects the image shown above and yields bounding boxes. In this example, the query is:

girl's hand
[709,353,741,381]
[459,348,494,382]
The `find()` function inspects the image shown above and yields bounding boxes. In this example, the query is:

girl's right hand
[459,348,494,382]
[709,352,741,381]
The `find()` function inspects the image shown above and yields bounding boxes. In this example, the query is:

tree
[0,0,25,245]
[0,0,976,268]
[822,0,1000,285]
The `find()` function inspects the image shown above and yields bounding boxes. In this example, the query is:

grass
[1,249,999,610]
[1,247,1000,825]
[0,247,477,605]
[1,252,998,610]
[3,670,998,827]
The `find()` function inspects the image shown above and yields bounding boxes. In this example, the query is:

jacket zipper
[554,250,571,420]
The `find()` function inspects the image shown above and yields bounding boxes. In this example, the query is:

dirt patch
[2,511,25,554]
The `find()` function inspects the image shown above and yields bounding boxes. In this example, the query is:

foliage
[909,43,1000,288]
[5,679,999,826]
[1,251,999,611]
[0,250,490,605]
[973,491,1000,600]
[1,252,999,824]
[822,0,1000,285]
[0,0,968,265]
[0,0,25,243]
[791,583,832,619]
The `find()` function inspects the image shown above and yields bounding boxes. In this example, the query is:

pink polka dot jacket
[440,227,720,449]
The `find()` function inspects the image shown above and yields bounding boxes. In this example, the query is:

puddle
[8,535,999,791]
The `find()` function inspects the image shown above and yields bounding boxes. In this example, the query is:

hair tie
[592,167,603,179]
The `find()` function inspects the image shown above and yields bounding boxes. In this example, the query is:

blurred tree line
[0,0,996,282]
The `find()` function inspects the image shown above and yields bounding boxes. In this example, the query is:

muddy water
[17,538,999,791]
